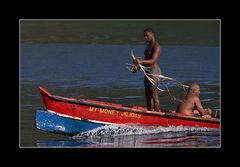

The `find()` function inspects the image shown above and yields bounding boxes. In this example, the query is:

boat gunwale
[45,93,220,124]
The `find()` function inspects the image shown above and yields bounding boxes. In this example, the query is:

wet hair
[144,28,154,34]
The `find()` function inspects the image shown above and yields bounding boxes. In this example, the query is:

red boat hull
[39,86,220,129]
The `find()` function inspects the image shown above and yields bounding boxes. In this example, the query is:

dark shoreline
[20,20,220,46]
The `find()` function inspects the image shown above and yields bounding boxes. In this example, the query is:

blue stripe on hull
[36,110,104,134]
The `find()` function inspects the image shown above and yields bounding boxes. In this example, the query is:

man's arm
[136,44,160,66]
[194,96,207,116]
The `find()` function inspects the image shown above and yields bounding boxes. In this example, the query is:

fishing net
[126,49,189,103]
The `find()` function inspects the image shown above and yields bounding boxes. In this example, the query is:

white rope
[128,49,189,101]
[214,110,218,118]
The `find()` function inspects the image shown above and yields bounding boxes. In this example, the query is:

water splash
[72,124,219,139]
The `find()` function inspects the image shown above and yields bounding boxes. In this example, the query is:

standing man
[134,28,162,112]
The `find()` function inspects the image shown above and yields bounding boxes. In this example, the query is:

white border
[19,20,21,148]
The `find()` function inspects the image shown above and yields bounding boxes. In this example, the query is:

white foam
[72,124,219,139]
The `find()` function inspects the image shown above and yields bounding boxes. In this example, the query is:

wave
[72,124,219,139]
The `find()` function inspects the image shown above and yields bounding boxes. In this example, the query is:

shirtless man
[176,84,213,117]
[134,28,162,112]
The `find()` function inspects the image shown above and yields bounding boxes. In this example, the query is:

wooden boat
[36,86,220,135]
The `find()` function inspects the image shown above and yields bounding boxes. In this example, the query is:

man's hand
[205,108,213,115]
[133,57,142,65]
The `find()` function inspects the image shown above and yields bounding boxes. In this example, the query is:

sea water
[20,43,220,147]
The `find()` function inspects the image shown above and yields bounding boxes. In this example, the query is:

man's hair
[144,28,154,34]
[188,83,200,93]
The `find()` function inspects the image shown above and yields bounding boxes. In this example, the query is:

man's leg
[193,110,200,115]
[145,89,152,111]
[144,78,152,111]
[151,66,162,112]
[152,88,160,112]
[151,74,160,112]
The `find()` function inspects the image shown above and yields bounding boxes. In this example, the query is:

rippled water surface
[20,43,220,147]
